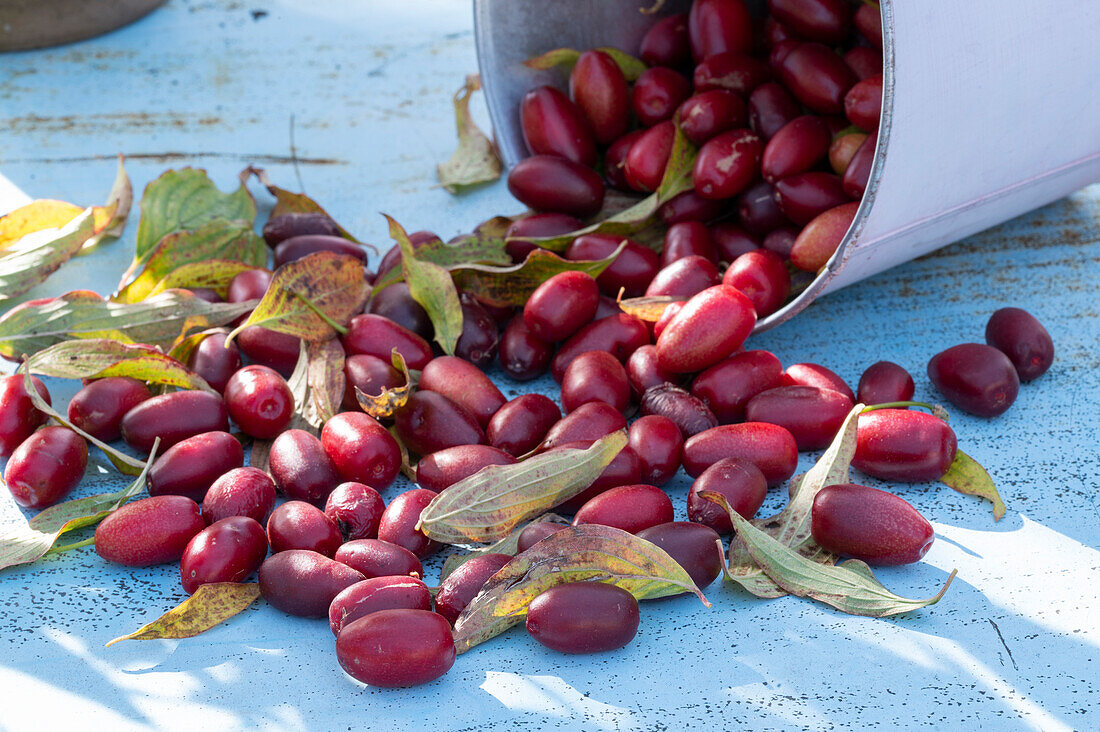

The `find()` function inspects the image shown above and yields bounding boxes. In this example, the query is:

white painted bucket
[474,0,1100,331]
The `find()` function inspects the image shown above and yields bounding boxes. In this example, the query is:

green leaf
[438,74,502,194]
[0,440,156,571]
[417,432,628,544]
[114,219,267,303]
[227,251,370,343]
[0,289,254,361]
[940,450,1005,521]
[132,168,256,268]
[524,47,647,81]
[105,582,261,647]
[142,259,260,300]
[18,364,149,475]
[438,513,569,582]
[452,523,709,653]
[367,223,512,297]
[721,505,956,617]
[0,208,97,301]
[24,339,215,393]
[385,215,464,355]
[245,166,367,247]
[449,243,625,308]
[356,349,412,419]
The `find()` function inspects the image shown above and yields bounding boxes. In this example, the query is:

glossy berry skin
[258,549,365,618]
[526,582,640,654]
[841,130,876,199]
[554,441,643,513]
[688,457,768,532]
[551,314,651,382]
[691,350,785,424]
[269,429,341,505]
[520,85,597,167]
[656,285,756,373]
[603,130,644,192]
[658,190,726,225]
[682,422,799,485]
[570,50,630,144]
[455,294,501,369]
[237,327,303,377]
[775,42,857,115]
[367,282,432,340]
[829,131,868,175]
[202,467,277,525]
[434,553,512,625]
[927,344,1020,417]
[693,129,764,201]
[626,345,679,397]
[723,249,791,317]
[624,120,676,192]
[774,172,851,226]
[95,495,205,567]
[180,516,268,594]
[394,391,486,457]
[273,234,366,268]
[629,415,683,486]
[342,353,403,410]
[845,46,882,80]
[844,73,883,132]
[186,332,242,394]
[419,356,506,429]
[853,409,958,482]
[147,431,244,503]
[499,316,553,382]
[524,271,599,343]
[507,155,605,218]
[324,482,385,541]
[745,385,854,451]
[857,361,915,405]
[688,0,753,59]
[267,500,342,557]
[262,212,340,247]
[541,402,628,450]
[120,390,229,454]
[811,483,935,565]
[662,221,716,266]
[67,377,152,443]
[632,66,692,127]
[223,365,293,439]
[854,3,882,47]
[0,374,51,458]
[693,53,771,96]
[985,307,1054,381]
[768,0,852,44]
[342,314,433,371]
[748,83,803,140]
[415,445,516,492]
[641,384,718,437]
[790,201,859,272]
[573,484,674,535]
[517,522,569,552]
[329,576,433,636]
[678,90,748,146]
[561,351,630,415]
[377,488,440,559]
[3,427,87,509]
[762,115,832,183]
[335,539,423,580]
[637,522,724,589]
[321,413,401,490]
[639,13,690,67]
[784,362,855,402]
[711,223,761,263]
[336,609,456,687]
[645,256,721,299]
[566,234,660,299]
[487,394,561,457]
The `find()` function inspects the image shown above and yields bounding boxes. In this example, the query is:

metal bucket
[474,0,1100,332]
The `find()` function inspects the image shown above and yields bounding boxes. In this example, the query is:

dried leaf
[115,219,266,303]
[0,208,97,300]
[418,432,628,544]
[356,349,411,419]
[617,294,682,322]
[245,167,367,247]
[452,524,708,653]
[941,450,1005,521]
[19,365,148,475]
[0,441,155,571]
[723,506,956,617]
[227,251,370,343]
[0,289,253,360]
[449,243,625,308]
[250,439,273,472]
[306,339,345,425]
[438,513,569,582]
[386,215,464,355]
[105,583,260,647]
[524,47,647,81]
[25,339,215,393]
[131,168,256,271]
[438,74,502,194]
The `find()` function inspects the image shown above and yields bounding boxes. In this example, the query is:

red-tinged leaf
[105,583,261,647]
[25,339,215,393]
[356,349,411,419]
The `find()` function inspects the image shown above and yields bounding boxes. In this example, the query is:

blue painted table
[1,2,1098,730]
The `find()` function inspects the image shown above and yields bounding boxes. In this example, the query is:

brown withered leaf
[452,524,709,653]
[356,349,411,419]
[228,251,370,343]
[25,339,215,393]
[306,339,345,425]
[437,74,502,194]
[105,583,261,647]
[417,432,627,544]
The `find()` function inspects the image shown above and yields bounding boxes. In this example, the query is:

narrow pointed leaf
[438,74,502,193]
[386,215,463,355]
[82,154,133,250]
[0,208,97,300]
[724,506,956,617]
[105,582,261,647]
[0,289,254,360]
[449,243,626,308]
[941,450,1005,521]
[25,339,215,393]
[244,167,366,246]
[452,524,708,653]
[439,513,569,582]
[418,432,628,544]
[0,441,156,571]
[524,47,647,81]
[368,225,514,297]
[228,251,370,343]
[356,349,411,419]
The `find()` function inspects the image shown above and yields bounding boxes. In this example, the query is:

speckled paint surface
[1,2,1098,730]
